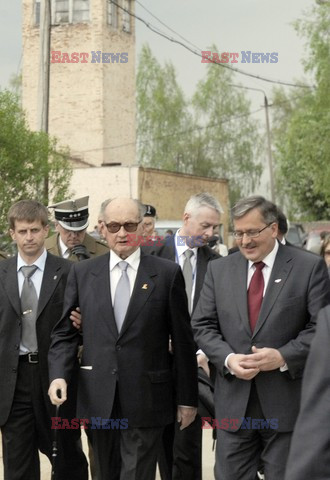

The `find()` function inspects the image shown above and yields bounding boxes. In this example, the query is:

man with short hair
[192,195,330,480]
[48,197,198,480]
[148,192,222,480]
[0,200,88,480]
[45,196,109,260]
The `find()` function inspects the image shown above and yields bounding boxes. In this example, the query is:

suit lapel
[194,247,211,310]
[37,254,64,318]
[90,253,119,340]
[1,257,21,316]
[118,255,155,338]
[253,244,293,337]
[234,254,251,336]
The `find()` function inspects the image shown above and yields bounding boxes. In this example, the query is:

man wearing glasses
[192,195,330,480]
[48,197,198,480]
[45,196,109,261]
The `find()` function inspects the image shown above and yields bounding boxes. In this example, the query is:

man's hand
[48,379,67,405]
[70,307,82,330]
[239,346,286,372]
[70,244,90,260]
[197,352,210,377]
[227,353,260,380]
[177,406,198,430]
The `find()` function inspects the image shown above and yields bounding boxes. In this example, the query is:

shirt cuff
[224,353,235,375]
[280,363,288,372]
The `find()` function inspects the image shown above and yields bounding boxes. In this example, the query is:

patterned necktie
[20,265,39,352]
[113,261,130,333]
[182,249,194,313]
[248,262,265,332]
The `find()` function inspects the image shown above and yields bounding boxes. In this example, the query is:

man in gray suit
[192,195,330,480]
[284,304,330,480]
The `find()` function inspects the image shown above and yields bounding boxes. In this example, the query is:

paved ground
[0,428,216,479]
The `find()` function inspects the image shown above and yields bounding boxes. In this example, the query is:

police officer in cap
[46,196,109,260]
[142,204,157,239]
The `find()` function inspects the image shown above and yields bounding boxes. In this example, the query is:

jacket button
[12,368,17,373]
[112,368,117,375]
[116,345,121,351]
[15,344,19,350]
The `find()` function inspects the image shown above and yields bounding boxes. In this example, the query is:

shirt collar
[109,247,141,272]
[17,248,47,272]
[175,229,198,257]
[58,236,69,256]
[248,240,279,270]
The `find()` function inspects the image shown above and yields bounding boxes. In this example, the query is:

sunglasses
[105,221,141,233]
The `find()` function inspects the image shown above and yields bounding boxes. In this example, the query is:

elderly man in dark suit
[284,304,330,480]
[192,195,330,480]
[0,200,87,480]
[147,192,221,480]
[48,197,198,480]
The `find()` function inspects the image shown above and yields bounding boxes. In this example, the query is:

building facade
[22,0,136,167]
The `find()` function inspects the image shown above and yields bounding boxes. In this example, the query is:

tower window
[122,0,131,33]
[35,0,89,25]
[108,0,118,28]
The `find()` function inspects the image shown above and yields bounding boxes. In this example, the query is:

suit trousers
[91,389,164,480]
[158,415,202,480]
[1,359,88,480]
[214,382,292,480]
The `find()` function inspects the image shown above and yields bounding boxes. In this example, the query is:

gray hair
[231,196,278,224]
[184,192,223,217]
[98,198,112,222]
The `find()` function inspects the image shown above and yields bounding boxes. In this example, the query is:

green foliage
[272,6,330,219]
[136,44,262,205]
[0,89,72,237]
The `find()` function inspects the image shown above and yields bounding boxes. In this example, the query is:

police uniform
[45,196,108,261]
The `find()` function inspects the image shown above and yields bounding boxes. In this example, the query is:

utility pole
[230,84,276,203]
[37,0,51,202]
[263,94,275,203]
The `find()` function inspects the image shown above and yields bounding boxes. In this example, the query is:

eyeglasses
[233,223,273,240]
[105,221,141,233]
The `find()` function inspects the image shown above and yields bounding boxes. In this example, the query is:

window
[35,0,89,25]
[107,0,118,28]
[122,0,131,33]
[35,0,41,25]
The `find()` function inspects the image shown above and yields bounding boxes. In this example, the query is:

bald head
[103,198,144,259]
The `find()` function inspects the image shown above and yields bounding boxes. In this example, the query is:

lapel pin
[274,279,282,283]
[53,275,57,280]
[142,284,148,290]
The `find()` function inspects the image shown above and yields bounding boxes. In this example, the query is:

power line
[113,1,314,89]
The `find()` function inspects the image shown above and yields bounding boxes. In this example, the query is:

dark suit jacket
[192,243,330,432]
[48,251,198,428]
[284,305,330,480]
[145,235,219,311]
[0,253,78,426]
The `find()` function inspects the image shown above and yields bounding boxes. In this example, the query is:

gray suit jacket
[192,243,330,432]
[284,305,330,479]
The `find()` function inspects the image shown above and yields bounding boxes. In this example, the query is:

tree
[137,44,192,172]
[271,5,330,219]
[192,48,262,204]
[0,89,72,237]
[136,43,263,205]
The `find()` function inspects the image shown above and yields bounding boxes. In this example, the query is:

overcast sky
[1,0,314,100]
